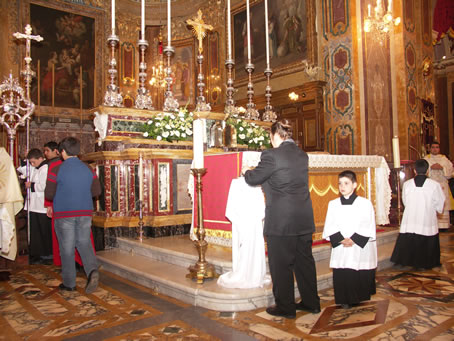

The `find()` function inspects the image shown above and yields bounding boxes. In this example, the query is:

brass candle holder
[186,168,219,283]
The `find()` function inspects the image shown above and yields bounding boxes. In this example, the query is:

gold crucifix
[186,10,213,54]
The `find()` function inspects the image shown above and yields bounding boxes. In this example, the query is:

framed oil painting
[29,2,98,111]
[233,0,315,83]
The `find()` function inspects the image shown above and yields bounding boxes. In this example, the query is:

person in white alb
[322,170,377,309]
[391,159,445,269]
[424,141,453,230]
[217,177,270,289]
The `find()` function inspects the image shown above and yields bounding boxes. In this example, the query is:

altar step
[96,229,399,312]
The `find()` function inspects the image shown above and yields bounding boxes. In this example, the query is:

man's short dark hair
[27,148,44,160]
[338,170,357,183]
[44,141,58,151]
[414,159,429,175]
[430,141,440,147]
[59,137,80,156]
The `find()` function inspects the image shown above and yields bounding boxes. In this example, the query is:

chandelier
[364,0,401,43]
[149,28,167,90]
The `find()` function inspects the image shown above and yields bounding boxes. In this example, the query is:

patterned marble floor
[1,230,453,341]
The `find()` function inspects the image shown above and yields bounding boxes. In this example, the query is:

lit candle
[264,0,270,67]
[392,136,400,169]
[246,0,251,63]
[139,154,143,201]
[141,0,145,40]
[388,0,392,12]
[227,0,232,59]
[112,0,115,35]
[167,0,171,47]
[368,4,371,17]
[193,119,204,169]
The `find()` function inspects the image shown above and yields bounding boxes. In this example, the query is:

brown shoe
[85,269,99,294]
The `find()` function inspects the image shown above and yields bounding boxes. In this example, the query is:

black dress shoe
[296,302,321,314]
[59,283,76,291]
[85,269,99,294]
[266,306,296,319]
[341,304,352,309]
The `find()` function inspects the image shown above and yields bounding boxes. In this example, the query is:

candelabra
[244,63,260,120]
[364,0,401,44]
[104,33,123,107]
[135,39,154,110]
[195,53,211,112]
[262,67,277,122]
[162,45,179,112]
[395,168,402,225]
[186,168,219,283]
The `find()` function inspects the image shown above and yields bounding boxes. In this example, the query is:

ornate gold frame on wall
[22,0,104,119]
[231,0,317,87]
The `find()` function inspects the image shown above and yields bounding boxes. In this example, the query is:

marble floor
[1,230,453,341]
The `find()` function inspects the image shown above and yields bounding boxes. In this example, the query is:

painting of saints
[233,0,307,80]
[30,4,95,109]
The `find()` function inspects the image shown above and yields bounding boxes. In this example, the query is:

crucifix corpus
[186,9,213,54]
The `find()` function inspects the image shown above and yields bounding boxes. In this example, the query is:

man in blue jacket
[45,137,101,293]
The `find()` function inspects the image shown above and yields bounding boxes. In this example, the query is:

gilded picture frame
[232,0,316,85]
[24,0,104,118]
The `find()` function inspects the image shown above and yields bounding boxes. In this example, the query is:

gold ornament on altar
[186,9,213,112]
[422,57,432,77]
[187,10,213,54]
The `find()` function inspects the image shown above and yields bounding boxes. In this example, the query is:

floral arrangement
[139,107,271,149]
[226,116,271,149]
[140,108,194,142]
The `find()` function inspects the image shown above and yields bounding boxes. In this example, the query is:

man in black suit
[244,119,320,319]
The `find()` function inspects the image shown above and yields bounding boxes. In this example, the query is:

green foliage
[226,117,271,149]
[140,109,194,142]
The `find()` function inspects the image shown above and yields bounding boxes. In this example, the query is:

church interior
[1,0,454,339]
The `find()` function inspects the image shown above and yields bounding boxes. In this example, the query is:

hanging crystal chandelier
[364,0,401,43]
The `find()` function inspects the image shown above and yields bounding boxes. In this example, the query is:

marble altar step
[96,229,399,312]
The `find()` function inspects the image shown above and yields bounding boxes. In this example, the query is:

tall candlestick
[264,0,270,67]
[167,0,171,47]
[246,0,251,63]
[139,154,144,201]
[141,0,145,40]
[193,119,204,169]
[112,0,115,35]
[392,136,400,168]
[227,0,232,59]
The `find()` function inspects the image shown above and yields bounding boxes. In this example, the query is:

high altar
[83,105,391,249]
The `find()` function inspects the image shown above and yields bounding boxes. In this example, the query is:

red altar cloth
[193,152,242,232]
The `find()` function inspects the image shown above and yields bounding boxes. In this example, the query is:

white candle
[264,0,270,67]
[141,0,145,40]
[227,0,232,59]
[246,0,251,63]
[167,0,171,47]
[388,0,392,12]
[193,119,204,169]
[139,154,143,201]
[392,136,400,169]
[368,4,371,17]
[111,0,115,35]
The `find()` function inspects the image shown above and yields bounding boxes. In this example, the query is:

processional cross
[13,24,43,99]
[186,10,213,54]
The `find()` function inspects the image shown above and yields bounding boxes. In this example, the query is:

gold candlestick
[186,168,219,283]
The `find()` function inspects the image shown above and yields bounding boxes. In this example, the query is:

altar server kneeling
[391,159,445,269]
[322,170,377,309]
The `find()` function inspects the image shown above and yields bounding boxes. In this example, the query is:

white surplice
[400,178,445,236]
[425,153,453,229]
[217,177,270,288]
[322,196,377,270]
